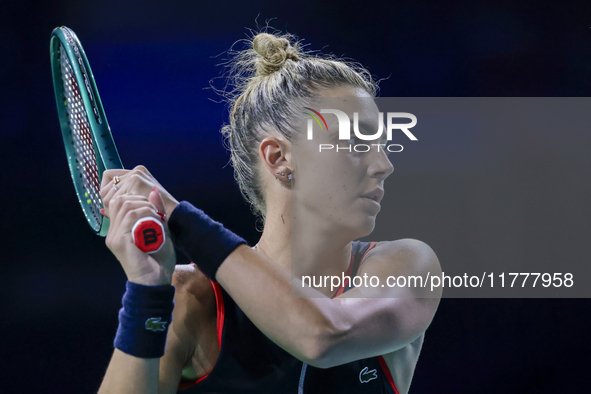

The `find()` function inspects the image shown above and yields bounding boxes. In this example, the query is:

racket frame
[50,26,122,236]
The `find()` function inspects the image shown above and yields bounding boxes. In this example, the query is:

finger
[101,169,130,192]
[101,182,118,214]
[146,187,174,260]
[124,172,156,198]
[101,171,132,212]
[148,186,166,220]
[105,197,152,242]
[131,165,153,177]
[102,182,120,218]
[119,205,162,235]
[101,166,150,197]
[107,168,157,200]
[107,195,152,233]
[102,171,147,214]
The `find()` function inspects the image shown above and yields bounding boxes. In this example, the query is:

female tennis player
[97,31,441,394]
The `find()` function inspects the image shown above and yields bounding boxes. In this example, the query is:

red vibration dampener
[131,217,165,254]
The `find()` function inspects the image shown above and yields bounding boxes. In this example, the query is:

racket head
[50,26,123,236]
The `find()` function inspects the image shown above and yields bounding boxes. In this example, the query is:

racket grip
[131,217,165,254]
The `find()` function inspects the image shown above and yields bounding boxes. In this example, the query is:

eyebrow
[351,119,383,139]
[325,118,382,138]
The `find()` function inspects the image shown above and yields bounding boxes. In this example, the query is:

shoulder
[171,264,217,333]
[357,239,442,300]
[366,238,436,256]
[362,239,441,275]
[173,264,216,301]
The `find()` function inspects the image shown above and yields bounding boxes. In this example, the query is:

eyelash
[347,136,361,145]
[343,138,393,157]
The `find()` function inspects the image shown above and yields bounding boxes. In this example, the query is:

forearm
[216,245,339,365]
[217,246,434,367]
[98,349,159,394]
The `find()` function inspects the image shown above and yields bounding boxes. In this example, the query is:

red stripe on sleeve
[376,355,400,394]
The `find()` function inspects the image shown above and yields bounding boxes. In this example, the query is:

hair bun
[252,33,300,76]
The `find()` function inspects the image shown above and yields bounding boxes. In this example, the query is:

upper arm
[354,239,441,338]
[315,239,441,368]
[157,264,215,393]
[351,238,442,300]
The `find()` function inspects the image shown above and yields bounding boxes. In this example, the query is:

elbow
[300,345,331,369]
[304,354,338,370]
[298,317,347,369]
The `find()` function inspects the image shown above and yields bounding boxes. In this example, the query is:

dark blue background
[2,0,590,392]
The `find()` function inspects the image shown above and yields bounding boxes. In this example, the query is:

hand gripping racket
[50,26,164,254]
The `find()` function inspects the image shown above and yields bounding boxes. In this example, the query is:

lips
[362,188,384,203]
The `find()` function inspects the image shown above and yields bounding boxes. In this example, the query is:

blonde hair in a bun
[252,32,301,76]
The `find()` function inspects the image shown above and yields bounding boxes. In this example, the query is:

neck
[255,191,353,286]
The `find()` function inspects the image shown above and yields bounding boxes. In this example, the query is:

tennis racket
[50,26,164,254]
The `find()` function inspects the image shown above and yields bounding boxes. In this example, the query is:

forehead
[317,86,378,122]
[321,85,372,99]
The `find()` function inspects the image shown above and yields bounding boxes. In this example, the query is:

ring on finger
[113,175,121,191]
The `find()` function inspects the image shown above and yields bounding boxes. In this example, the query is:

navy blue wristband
[168,201,247,281]
[113,281,175,358]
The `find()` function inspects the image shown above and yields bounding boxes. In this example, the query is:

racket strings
[59,44,103,224]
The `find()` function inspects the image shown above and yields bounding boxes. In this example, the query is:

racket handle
[131,217,165,254]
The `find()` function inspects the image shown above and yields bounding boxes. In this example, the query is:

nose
[367,146,394,180]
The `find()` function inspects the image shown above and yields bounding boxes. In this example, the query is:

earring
[275,170,292,181]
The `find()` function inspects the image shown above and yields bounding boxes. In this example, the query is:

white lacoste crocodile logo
[359,366,378,383]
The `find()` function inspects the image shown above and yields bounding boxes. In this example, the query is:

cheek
[294,141,363,194]
[326,155,363,199]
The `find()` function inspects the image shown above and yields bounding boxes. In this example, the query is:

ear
[259,136,291,178]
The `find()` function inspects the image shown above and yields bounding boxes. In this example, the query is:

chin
[348,215,377,240]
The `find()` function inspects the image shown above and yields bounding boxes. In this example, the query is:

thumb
[148,186,166,217]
